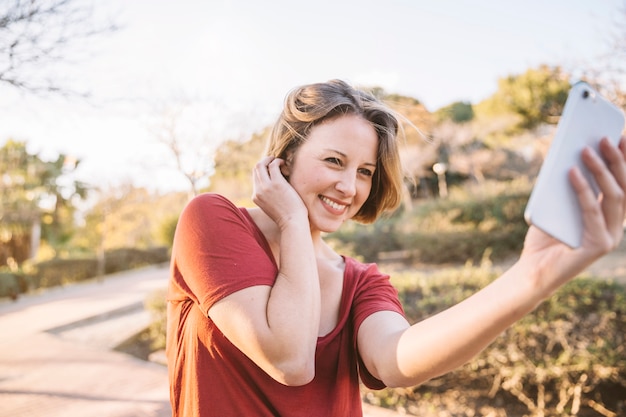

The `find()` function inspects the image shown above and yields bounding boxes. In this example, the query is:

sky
[0,0,624,194]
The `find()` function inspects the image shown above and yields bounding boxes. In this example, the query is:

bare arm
[209,157,320,386]
[359,137,626,388]
[358,261,542,387]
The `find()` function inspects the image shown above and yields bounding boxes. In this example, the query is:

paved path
[0,265,172,417]
[0,265,400,417]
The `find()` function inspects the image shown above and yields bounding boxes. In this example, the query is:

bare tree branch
[586,1,626,108]
[149,101,218,198]
[0,0,118,95]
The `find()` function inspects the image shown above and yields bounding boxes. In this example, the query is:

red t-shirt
[166,193,404,416]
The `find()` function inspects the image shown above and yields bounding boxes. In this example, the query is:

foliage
[209,128,269,205]
[145,288,168,351]
[492,65,571,130]
[0,271,27,300]
[327,214,404,262]
[384,93,434,147]
[382,92,433,145]
[158,214,180,249]
[103,247,169,273]
[364,270,626,417]
[436,101,475,124]
[0,247,169,298]
[0,139,87,265]
[33,257,99,288]
[327,180,531,265]
[75,185,188,252]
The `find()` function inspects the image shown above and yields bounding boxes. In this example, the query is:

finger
[593,139,626,227]
[266,158,285,179]
[599,137,626,202]
[252,157,275,201]
[254,156,275,181]
[568,166,614,253]
[579,142,625,246]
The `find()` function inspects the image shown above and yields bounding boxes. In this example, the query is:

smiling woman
[274,114,379,233]
[165,79,626,417]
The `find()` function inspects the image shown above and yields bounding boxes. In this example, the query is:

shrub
[34,258,98,288]
[327,180,530,264]
[328,216,402,262]
[0,246,171,300]
[0,272,23,299]
[104,247,169,274]
[364,268,626,417]
[145,288,167,351]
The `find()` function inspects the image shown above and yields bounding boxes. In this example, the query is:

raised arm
[208,157,321,386]
[359,137,626,388]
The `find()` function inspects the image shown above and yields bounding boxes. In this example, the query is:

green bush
[328,216,403,262]
[327,180,530,264]
[364,268,626,416]
[0,247,171,300]
[145,288,167,351]
[34,258,98,288]
[0,272,24,299]
[104,247,169,274]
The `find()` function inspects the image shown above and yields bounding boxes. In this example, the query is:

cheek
[358,180,373,201]
[288,171,317,196]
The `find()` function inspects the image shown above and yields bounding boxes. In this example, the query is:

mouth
[319,195,348,212]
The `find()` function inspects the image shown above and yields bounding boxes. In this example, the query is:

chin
[311,219,345,235]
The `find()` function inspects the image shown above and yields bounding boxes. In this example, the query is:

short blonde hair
[265,79,404,223]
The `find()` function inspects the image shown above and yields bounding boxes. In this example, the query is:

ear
[280,151,294,177]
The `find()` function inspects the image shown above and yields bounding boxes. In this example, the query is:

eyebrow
[325,148,377,169]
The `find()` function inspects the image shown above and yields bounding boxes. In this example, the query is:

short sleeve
[345,258,405,389]
[170,193,277,315]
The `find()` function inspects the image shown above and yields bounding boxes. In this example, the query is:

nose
[335,170,357,197]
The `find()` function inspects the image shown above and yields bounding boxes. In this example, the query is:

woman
[166,79,626,416]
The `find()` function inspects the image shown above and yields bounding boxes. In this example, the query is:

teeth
[320,196,346,211]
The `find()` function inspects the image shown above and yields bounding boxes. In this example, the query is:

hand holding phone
[524,82,625,248]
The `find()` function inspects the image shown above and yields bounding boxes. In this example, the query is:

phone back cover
[524,83,625,248]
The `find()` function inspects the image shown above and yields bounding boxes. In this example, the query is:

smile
[319,196,347,211]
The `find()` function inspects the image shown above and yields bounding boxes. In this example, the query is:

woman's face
[285,114,378,234]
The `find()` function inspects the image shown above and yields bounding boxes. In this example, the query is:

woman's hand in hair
[252,156,308,230]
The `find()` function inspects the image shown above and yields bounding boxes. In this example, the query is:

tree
[209,128,269,205]
[436,101,475,124]
[0,0,117,95]
[583,0,626,108]
[76,184,187,252]
[0,140,87,266]
[494,65,571,130]
[150,101,220,198]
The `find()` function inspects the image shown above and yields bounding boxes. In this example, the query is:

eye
[325,157,342,166]
[359,168,373,177]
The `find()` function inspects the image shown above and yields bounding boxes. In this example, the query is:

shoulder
[176,193,254,236]
[344,256,388,281]
[185,192,237,211]
[180,193,242,220]
[342,256,400,301]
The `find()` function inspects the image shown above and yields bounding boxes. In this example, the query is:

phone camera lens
[582,90,590,99]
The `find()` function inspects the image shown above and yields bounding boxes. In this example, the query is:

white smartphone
[524,81,625,248]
